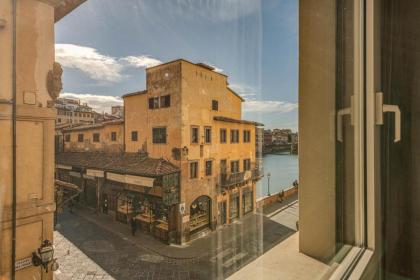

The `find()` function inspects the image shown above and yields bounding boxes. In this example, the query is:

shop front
[189,195,211,235]
[242,189,253,215]
[55,152,181,244]
[84,176,98,209]
[229,192,240,222]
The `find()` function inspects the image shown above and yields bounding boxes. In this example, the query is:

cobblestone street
[54,197,297,280]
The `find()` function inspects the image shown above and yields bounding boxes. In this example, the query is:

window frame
[131,131,138,142]
[191,126,199,144]
[243,130,251,143]
[92,133,100,142]
[189,161,199,179]
[212,99,219,111]
[205,160,213,176]
[111,131,117,141]
[77,133,84,142]
[152,127,167,144]
[220,128,227,143]
[230,160,239,174]
[230,129,239,143]
[204,126,212,144]
[243,159,251,171]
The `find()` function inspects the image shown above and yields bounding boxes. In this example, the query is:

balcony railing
[219,168,263,189]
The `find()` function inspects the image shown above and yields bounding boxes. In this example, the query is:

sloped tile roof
[56,152,179,177]
[213,116,264,126]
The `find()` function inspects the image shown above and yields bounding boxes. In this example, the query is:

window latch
[337,96,354,142]
[375,92,401,142]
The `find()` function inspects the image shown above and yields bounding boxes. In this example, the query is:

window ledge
[227,233,331,280]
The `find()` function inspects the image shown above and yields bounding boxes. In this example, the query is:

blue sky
[56,0,298,130]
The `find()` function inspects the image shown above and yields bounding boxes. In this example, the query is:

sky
[55,0,298,130]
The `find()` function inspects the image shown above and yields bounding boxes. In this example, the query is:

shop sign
[126,174,154,187]
[56,164,72,170]
[107,172,155,187]
[107,172,125,183]
[69,171,81,178]
[86,169,104,178]
[83,174,95,180]
[179,203,186,214]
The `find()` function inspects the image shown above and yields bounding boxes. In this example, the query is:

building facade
[55,97,94,125]
[123,59,263,243]
[61,120,124,153]
[0,0,84,279]
[56,59,262,245]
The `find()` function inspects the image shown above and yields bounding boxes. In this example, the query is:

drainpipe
[11,0,17,278]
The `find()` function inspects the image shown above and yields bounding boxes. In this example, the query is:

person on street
[103,198,108,214]
[130,217,137,236]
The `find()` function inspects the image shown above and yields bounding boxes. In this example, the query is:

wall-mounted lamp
[182,146,189,156]
[32,240,59,273]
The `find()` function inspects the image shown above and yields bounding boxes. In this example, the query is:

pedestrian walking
[103,198,108,214]
[130,217,137,236]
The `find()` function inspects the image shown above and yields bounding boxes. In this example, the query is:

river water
[256,154,299,198]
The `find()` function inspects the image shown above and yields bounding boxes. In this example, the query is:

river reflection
[257,154,298,198]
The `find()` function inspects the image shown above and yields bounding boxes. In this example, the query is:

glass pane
[1,0,370,279]
[380,0,420,278]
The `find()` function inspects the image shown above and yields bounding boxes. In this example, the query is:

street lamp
[267,172,271,196]
[32,240,59,272]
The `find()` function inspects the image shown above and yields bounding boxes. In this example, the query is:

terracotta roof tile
[56,152,179,177]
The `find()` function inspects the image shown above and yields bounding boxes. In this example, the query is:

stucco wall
[0,0,57,278]
[64,122,124,152]
[299,0,337,262]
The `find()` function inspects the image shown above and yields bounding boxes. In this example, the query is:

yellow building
[124,59,263,243]
[0,0,84,279]
[62,119,124,153]
[55,59,262,244]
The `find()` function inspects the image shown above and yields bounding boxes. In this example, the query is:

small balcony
[218,168,263,191]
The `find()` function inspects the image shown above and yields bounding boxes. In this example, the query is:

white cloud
[120,55,162,68]
[229,83,258,98]
[203,62,223,73]
[55,44,162,83]
[56,44,123,82]
[60,92,123,113]
[243,100,298,113]
[229,83,297,113]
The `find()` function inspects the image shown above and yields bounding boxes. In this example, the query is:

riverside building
[56,59,263,244]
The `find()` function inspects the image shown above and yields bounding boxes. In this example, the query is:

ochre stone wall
[1,0,58,279]
[63,122,124,153]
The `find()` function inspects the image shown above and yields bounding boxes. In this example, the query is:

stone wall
[256,186,298,209]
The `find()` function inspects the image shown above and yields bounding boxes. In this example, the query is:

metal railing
[218,167,263,189]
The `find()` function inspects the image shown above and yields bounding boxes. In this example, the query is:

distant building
[62,120,124,153]
[264,129,273,146]
[111,105,124,118]
[93,111,121,123]
[272,128,292,144]
[55,97,94,124]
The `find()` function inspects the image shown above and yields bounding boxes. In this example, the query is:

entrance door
[218,201,227,225]
[369,1,420,278]
[190,196,211,235]
[229,194,239,221]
